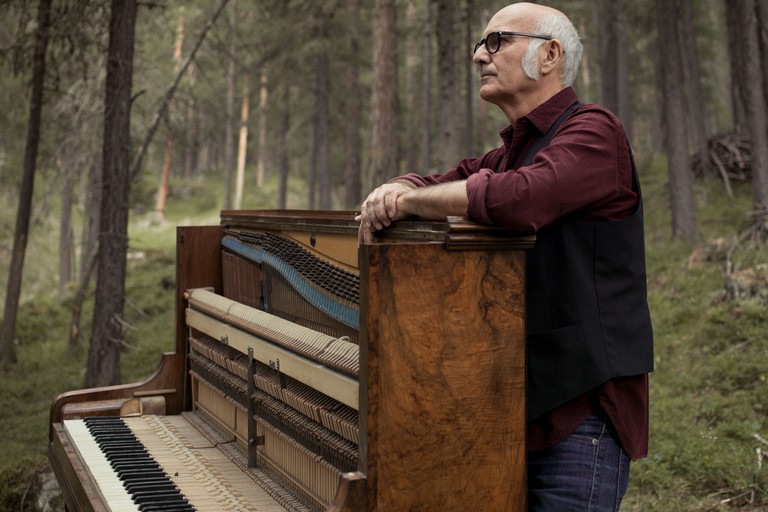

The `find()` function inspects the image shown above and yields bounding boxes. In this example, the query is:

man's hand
[355,181,414,243]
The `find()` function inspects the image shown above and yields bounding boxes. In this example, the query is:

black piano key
[134,492,189,506]
[133,489,187,503]
[140,506,195,512]
[125,481,178,494]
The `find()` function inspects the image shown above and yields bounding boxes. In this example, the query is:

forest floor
[0,162,767,511]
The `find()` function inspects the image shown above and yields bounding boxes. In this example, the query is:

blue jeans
[528,414,631,511]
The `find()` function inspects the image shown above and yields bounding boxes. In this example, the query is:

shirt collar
[499,87,579,144]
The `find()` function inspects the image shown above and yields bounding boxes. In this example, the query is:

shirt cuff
[466,169,494,225]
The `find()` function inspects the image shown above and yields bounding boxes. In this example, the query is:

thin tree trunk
[680,0,708,156]
[0,0,52,366]
[735,0,768,233]
[234,77,249,210]
[59,138,76,298]
[344,0,362,209]
[725,1,748,132]
[404,0,420,172]
[84,0,138,387]
[256,68,268,188]
[277,85,290,209]
[368,0,399,187]
[657,0,698,241]
[224,0,237,209]
[465,0,475,156]
[184,62,198,179]
[421,0,432,171]
[434,0,462,169]
[154,12,184,225]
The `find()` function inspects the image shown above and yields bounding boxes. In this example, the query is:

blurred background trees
[0,0,766,376]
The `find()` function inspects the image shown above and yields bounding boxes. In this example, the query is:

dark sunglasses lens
[487,33,501,53]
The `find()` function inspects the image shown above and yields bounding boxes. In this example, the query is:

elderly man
[356,2,654,511]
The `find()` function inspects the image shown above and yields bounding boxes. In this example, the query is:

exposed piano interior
[48,210,534,511]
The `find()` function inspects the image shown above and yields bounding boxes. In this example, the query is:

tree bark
[368,0,399,187]
[224,0,237,210]
[680,0,708,156]
[600,0,632,138]
[277,85,290,209]
[344,0,362,209]
[434,0,462,169]
[0,0,52,366]
[421,0,432,171]
[657,0,698,241]
[733,0,768,233]
[233,77,249,210]
[725,1,748,132]
[85,0,138,387]
[256,67,268,189]
[154,12,184,225]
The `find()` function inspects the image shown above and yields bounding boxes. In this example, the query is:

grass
[1,162,767,510]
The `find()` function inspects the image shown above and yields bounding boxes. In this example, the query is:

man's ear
[540,39,564,77]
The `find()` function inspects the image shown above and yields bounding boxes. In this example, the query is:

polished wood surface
[361,238,528,511]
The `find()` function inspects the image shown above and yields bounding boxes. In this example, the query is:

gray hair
[521,13,583,86]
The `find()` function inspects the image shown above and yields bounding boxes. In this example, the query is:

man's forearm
[397,181,469,220]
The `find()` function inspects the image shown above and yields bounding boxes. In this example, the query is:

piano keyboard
[63,415,289,511]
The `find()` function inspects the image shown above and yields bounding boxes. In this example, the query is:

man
[356,2,654,511]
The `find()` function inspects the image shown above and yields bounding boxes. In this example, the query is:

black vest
[514,104,654,420]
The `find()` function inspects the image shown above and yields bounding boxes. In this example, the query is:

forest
[0,0,767,510]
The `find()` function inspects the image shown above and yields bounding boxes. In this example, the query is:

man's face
[472,11,539,109]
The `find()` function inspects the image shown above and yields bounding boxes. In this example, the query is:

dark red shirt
[396,87,649,460]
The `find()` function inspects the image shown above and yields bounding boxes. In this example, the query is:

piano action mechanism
[48,210,534,511]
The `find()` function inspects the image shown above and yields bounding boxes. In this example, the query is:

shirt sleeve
[466,107,635,231]
[390,148,506,188]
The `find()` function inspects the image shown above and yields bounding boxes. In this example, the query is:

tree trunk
[277,85,290,209]
[680,0,708,157]
[421,0,432,171]
[733,0,768,233]
[234,77,249,210]
[184,62,198,179]
[256,67,268,188]
[224,0,237,209]
[368,0,399,187]
[726,1,748,131]
[600,0,632,138]
[0,0,52,366]
[84,0,138,387]
[434,0,462,170]
[58,134,76,298]
[404,0,421,172]
[344,0,362,209]
[657,0,698,241]
[154,12,185,225]
[310,6,331,210]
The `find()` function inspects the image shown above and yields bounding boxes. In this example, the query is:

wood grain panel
[362,242,527,511]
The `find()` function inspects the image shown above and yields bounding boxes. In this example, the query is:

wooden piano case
[48,210,533,511]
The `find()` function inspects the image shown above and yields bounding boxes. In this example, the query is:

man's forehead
[483,6,533,35]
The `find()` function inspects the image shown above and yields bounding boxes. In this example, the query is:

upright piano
[48,210,534,512]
